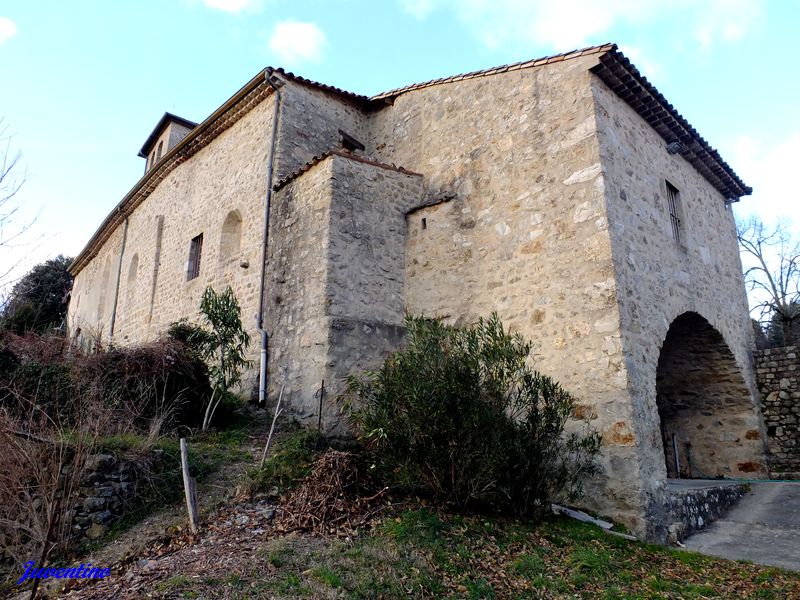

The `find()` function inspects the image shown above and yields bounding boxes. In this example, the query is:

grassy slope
[60,506,800,599]
[190,509,800,599]
[18,427,800,599]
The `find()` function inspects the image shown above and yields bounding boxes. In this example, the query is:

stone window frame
[219,209,244,267]
[186,233,204,281]
[664,179,687,252]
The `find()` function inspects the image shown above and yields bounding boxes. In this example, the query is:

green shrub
[168,286,252,431]
[342,313,601,518]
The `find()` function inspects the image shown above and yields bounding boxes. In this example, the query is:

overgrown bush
[0,332,211,434]
[78,340,212,431]
[0,394,108,589]
[342,313,601,519]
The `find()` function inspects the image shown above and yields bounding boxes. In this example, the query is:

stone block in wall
[754,346,800,478]
[71,449,164,541]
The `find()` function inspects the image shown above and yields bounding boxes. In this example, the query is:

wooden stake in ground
[180,438,199,534]
[260,384,284,468]
[317,379,325,431]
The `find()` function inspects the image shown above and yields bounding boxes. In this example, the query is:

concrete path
[683,482,800,572]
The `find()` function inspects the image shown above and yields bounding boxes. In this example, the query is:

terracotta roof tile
[590,47,751,199]
[273,149,421,192]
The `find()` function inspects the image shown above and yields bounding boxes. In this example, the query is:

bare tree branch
[0,117,39,287]
[738,215,800,345]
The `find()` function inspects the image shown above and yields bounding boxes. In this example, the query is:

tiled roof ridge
[273,148,421,191]
[370,43,615,100]
[270,67,370,103]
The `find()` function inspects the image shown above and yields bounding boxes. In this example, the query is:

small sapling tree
[187,286,251,431]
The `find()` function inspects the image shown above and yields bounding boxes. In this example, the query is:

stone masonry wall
[656,313,765,479]
[323,155,423,431]
[267,158,333,420]
[664,482,747,542]
[371,56,640,530]
[69,79,373,399]
[592,73,768,536]
[71,452,163,541]
[755,346,800,478]
[69,58,762,540]
[267,153,422,430]
[69,94,278,379]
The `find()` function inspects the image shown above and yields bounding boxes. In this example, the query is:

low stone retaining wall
[754,346,800,479]
[664,481,748,542]
[72,450,164,540]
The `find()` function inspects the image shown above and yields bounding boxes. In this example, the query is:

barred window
[187,234,203,281]
[666,181,683,245]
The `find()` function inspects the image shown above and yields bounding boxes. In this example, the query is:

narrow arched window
[219,210,243,264]
[126,254,139,305]
[155,141,163,163]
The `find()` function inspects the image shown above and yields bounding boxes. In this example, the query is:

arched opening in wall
[219,210,242,265]
[126,254,139,306]
[96,256,112,322]
[656,312,765,479]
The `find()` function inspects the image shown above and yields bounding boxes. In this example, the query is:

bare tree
[0,117,34,286]
[0,389,107,599]
[737,216,800,346]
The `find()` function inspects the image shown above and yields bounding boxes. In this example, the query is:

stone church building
[68,44,768,539]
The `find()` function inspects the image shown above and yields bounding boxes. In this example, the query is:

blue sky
[1,0,799,288]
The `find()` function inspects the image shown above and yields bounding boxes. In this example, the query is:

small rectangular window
[187,234,203,281]
[666,181,683,245]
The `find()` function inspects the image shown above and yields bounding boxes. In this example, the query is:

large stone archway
[656,312,766,479]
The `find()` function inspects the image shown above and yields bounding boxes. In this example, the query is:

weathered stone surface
[754,346,800,478]
[67,53,766,540]
[664,480,747,542]
[70,452,156,541]
[656,313,766,479]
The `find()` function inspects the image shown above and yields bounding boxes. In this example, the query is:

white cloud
[730,132,800,227]
[618,44,663,82]
[399,0,762,52]
[202,0,261,13]
[694,0,762,50]
[400,0,437,19]
[268,21,326,65]
[0,17,17,44]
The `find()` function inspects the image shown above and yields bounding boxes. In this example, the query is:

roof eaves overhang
[69,70,275,275]
[590,47,751,200]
